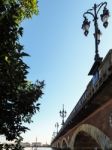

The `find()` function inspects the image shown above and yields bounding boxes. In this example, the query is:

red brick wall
[84,99,112,140]
[60,99,112,142]
[54,99,112,147]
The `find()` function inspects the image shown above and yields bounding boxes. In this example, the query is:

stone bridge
[51,50,112,150]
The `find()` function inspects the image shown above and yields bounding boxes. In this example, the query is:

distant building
[32,142,42,147]
[42,143,50,147]
[21,142,30,147]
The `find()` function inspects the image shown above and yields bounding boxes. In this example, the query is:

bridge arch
[69,124,112,150]
[61,138,68,149]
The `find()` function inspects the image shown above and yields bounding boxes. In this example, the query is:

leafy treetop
[0,0,39,21]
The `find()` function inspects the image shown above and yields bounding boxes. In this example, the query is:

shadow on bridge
[74,131,101,150]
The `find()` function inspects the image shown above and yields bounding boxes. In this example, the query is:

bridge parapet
[51,49,112,145]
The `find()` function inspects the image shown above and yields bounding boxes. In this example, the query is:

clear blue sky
[18,0,112,144]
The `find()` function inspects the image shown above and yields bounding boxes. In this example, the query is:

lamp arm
[83,10,95,19]
[96,2,107,15]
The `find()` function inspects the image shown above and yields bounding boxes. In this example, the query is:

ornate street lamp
[55,122,59,133]
[82,2,109,75]
[52,131,56,139]
[59,104,67,125]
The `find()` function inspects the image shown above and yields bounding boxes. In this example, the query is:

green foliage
[0,0,39,22]
[0,0,44,143]
[0,136,24,150]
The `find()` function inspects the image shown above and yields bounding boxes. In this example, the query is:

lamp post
[52,131,56,139]
[82,2,109,75]
[59,104,67,125]
[55,122,59,133]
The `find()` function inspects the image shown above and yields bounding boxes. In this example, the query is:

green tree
[0,0,44,146]
[1,0,39,21]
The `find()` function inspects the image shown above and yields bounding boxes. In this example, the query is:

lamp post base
[88,57,102,75]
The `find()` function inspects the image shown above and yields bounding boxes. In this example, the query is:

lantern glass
[84,24,90,31]
[102,14,109,23]
[93,30,102,44]
[97,31,101,41]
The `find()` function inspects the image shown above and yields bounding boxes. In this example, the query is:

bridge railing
[52,49,112,143]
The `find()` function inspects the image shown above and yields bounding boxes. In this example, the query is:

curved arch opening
[62,140,67,149]
[74,131,102,150]
[69,124,111,150]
